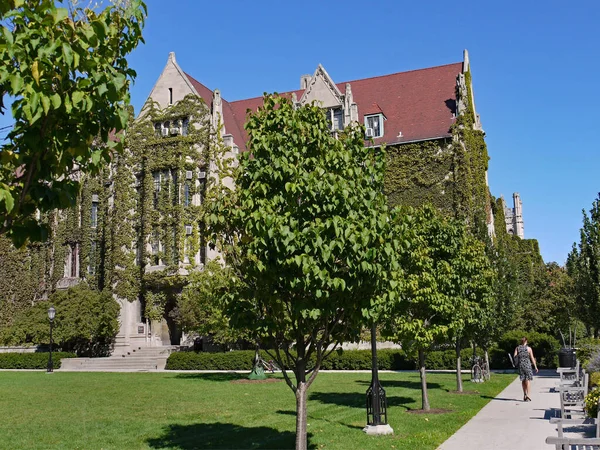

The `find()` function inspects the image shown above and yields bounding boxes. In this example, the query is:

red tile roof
[186,62,463,152]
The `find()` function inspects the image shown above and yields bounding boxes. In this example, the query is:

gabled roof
[185,73,246,151]
[186,62,463,152]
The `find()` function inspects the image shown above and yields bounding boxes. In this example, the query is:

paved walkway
[438,370,568,449]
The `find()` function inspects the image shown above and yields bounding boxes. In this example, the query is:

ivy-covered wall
[0,95,219,341]
[384,138,455,212]
[384,69,491,240]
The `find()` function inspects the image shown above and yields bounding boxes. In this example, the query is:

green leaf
[72,91,84,106]
[0,187,14,213]
[62,43,73,66]
[50,93,61,109]
[2,27,13,45]
[53,8,68,24]
[91,150,102,166]
[40,95,50,114]
[9,74,23,93]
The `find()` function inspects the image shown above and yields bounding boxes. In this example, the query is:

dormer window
[365,114,384,138]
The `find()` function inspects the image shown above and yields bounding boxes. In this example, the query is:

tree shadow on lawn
[354,379,441,390]
[309,392,414,409]
[147,422,314,449]
[275,410,364,431]
[174,373,246,382]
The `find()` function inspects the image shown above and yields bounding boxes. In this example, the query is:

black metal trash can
[558,348,576,368]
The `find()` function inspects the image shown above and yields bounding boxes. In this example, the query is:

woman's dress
[517,344,533,381]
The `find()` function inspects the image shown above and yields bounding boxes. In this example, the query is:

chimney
[300,74,311,89]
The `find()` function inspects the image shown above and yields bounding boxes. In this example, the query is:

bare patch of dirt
[406,408,453,414]
[448,390,479,395]
[231,378,282,384]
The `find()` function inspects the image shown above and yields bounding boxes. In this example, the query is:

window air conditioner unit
[161,128,169,137]
[185,170,193,180]
[365,128,374,138]
[170,127,180,136]
[198,171,207,179]
[185,225,193,235]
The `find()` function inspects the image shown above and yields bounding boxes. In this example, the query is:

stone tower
[501,193,524,238]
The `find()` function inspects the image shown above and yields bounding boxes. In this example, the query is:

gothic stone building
[4,50,522,352]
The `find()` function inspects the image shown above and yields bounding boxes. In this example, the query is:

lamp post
[47,306,55,373]
[364,321,393,435]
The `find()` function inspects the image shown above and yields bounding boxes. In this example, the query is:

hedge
[166,348,489,371]
[492,330,560,369]
[0,352,76,369]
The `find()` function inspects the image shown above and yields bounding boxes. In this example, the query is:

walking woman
[514,337,539,401]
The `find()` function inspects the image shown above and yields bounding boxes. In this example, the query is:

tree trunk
[418,348,430,411]
[295,381,308,450]
[455,338,463,392]
[484,349,491,380]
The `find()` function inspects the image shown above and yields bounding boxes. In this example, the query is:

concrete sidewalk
[438,370,562,450]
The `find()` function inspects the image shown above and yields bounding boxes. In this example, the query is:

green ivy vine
[384,69,491,239]
[0,94,225,333]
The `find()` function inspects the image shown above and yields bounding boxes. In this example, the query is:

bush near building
[0,352,75,369]
[0,284,119,357]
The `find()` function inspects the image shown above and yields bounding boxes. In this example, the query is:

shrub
[495,330,560,368]
[586,351,600,373]
[319,349,414,370]
[0,352,75,369]
[166,348,483,371]
[166,350,257,370]
[585,388,600,418]
[489,347,515,370]
[590,372,600,389]
[1,284,120,357]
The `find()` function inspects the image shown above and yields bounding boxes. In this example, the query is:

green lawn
[0,371,515,449]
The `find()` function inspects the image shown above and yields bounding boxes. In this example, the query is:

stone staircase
[59,346,175,372]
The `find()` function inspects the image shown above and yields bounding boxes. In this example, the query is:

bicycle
[256,355,280,373]
[470,356,489,383]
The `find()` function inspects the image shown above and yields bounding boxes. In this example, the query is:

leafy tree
[520,262,577,336]
[177,259,248,346]
[382,206,486,409]
[207,95,404,450]
[450,233,494,392]
[567,194,600,337]
[0,0,146,247]
[1,283,120,356]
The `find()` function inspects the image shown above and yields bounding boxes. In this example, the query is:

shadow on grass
[355,379,441,390]
[309,392,414,409]
[174,373,246,382]
[275,410,364,431]
[147,422,313,449]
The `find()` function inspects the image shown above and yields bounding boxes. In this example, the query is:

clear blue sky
[3,0,599,264]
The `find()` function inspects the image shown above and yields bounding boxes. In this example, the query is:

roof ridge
[336,61,463,86]
[184,72,234,105]
[227,62,462,104]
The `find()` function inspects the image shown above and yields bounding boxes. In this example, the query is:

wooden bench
[547,392,600,449]
[550,416,599,438]
[558,361,582,386]
[559,386,588,419]
[546,436,600,449]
